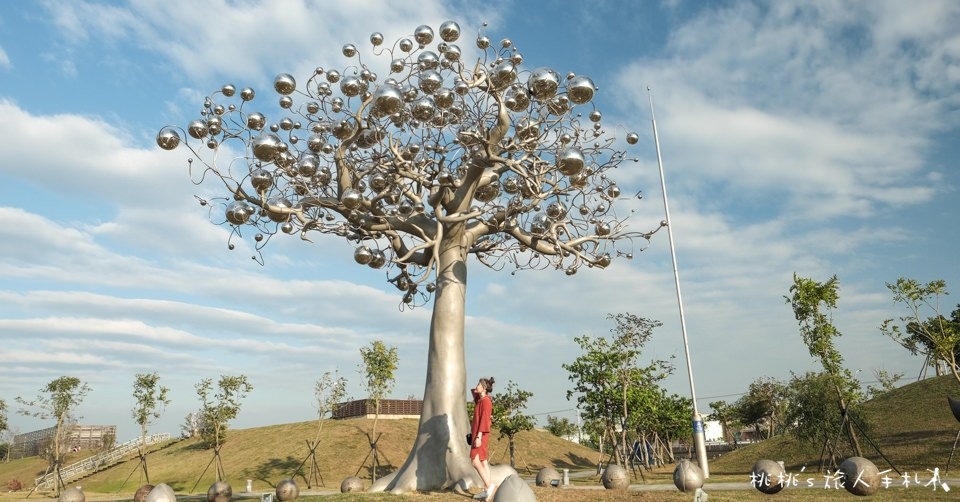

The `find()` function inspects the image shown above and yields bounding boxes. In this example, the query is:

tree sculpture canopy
[158,21,656,304]
[158,20,657,493]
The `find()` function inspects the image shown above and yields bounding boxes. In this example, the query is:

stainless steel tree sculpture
[158,21,659,493]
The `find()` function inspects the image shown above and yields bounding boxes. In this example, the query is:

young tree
[131,372,171,482]
[563,313,670,468]
[545,415,577,439]
[132,372,171,444]
[359,340,399,440]
[490,380,535,468]
[359,340,398,482]
[865,369,904,399]
[313,370,349,443]
[881,278,960,385]
[786,273,863,458]
[157,20,656,493]
[16,376,91,493]
[195,375,253,451]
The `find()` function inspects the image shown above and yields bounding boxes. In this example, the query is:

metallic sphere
[370,32,384,46]
[221,84,236,97]
[274,73,296,95]
[340,476,363,493]
[750,459,785,494]
[187,120,207,139]
[839,456,881,496]
[535,467,561,487]
[246,112,266,131]
[59,487,84,502]
[206,481,232,502]
[252,133,284,161]
[341,188,363,209]
[354,246,373,265]
[226,201,251,225]
[626,132,640,145]
[565,75,595,104]
[438,20,461,42]
[342,44,357,58]
[240,87,255,101]
[275,479,299,502]
[557,147,585,176]
[414,25,434,46]
[250,169,273,192]
[134,485,154,502]
[145,484,176,502]
[156,127,181,150]
[370,84,404,117]
[489,61,517,90]
[527,67,561,101]
[672,459,704,492]
[601,464,628,489]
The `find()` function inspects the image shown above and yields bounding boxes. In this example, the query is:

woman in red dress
[470,376,495,500]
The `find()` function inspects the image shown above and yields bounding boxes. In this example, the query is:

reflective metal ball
[156,127,181,150]
[750,459,785,494]
[275,479,299,502]
[439,20,461,42]
[206,481,232,502]
[274,73,296,95]
[673,459,704,492]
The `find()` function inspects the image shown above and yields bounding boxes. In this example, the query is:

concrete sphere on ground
[493,473,537,502]
[340,476,363,493]
[134,484,154,502]
[59,487,84,502]
[207,481,232,502]
[275,479,299,501]
[145,483,176,502]
[601,464,629,489]
[751,459,785,494]
[673,459,704,492]
[535,466,561,487]
[840,456,881,496]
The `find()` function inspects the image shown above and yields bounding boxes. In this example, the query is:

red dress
[470,389,492,461]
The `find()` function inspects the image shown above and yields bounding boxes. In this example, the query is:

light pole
[647,88,709,477]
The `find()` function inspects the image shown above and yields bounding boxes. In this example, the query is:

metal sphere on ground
[750,459,785,494]
[275,479,299,501]
[340,476,363,493]
[839,456,881,496]
[59,487,84,502]
[145,483,176,502]
[673,458,704,492]
[535,466,561,487]
[134,484,154,502]
[207,480,232,502]
[601,464,628,489]
[492,473,536,502]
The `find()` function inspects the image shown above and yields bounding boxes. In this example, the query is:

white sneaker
[473,490,487,500]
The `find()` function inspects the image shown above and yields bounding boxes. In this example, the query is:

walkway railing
[34,433,172,490]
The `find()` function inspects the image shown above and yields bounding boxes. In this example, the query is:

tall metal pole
[647,87,709,477]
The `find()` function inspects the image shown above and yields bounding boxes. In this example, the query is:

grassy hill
[709,374,960,474]
[1,375,958,499]
[0,418,601,496]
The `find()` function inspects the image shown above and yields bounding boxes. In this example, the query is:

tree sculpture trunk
[371,224,480,493]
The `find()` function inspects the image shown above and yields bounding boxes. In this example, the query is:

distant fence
[10,425,116,460]
[34,433,171,490]
[333,399,422,419]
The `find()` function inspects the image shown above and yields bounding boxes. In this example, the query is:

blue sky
[1,0,958,444]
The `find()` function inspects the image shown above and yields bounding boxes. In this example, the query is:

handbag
[466,433,473,446]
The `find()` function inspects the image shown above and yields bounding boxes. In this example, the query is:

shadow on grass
[243,455,303,488]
